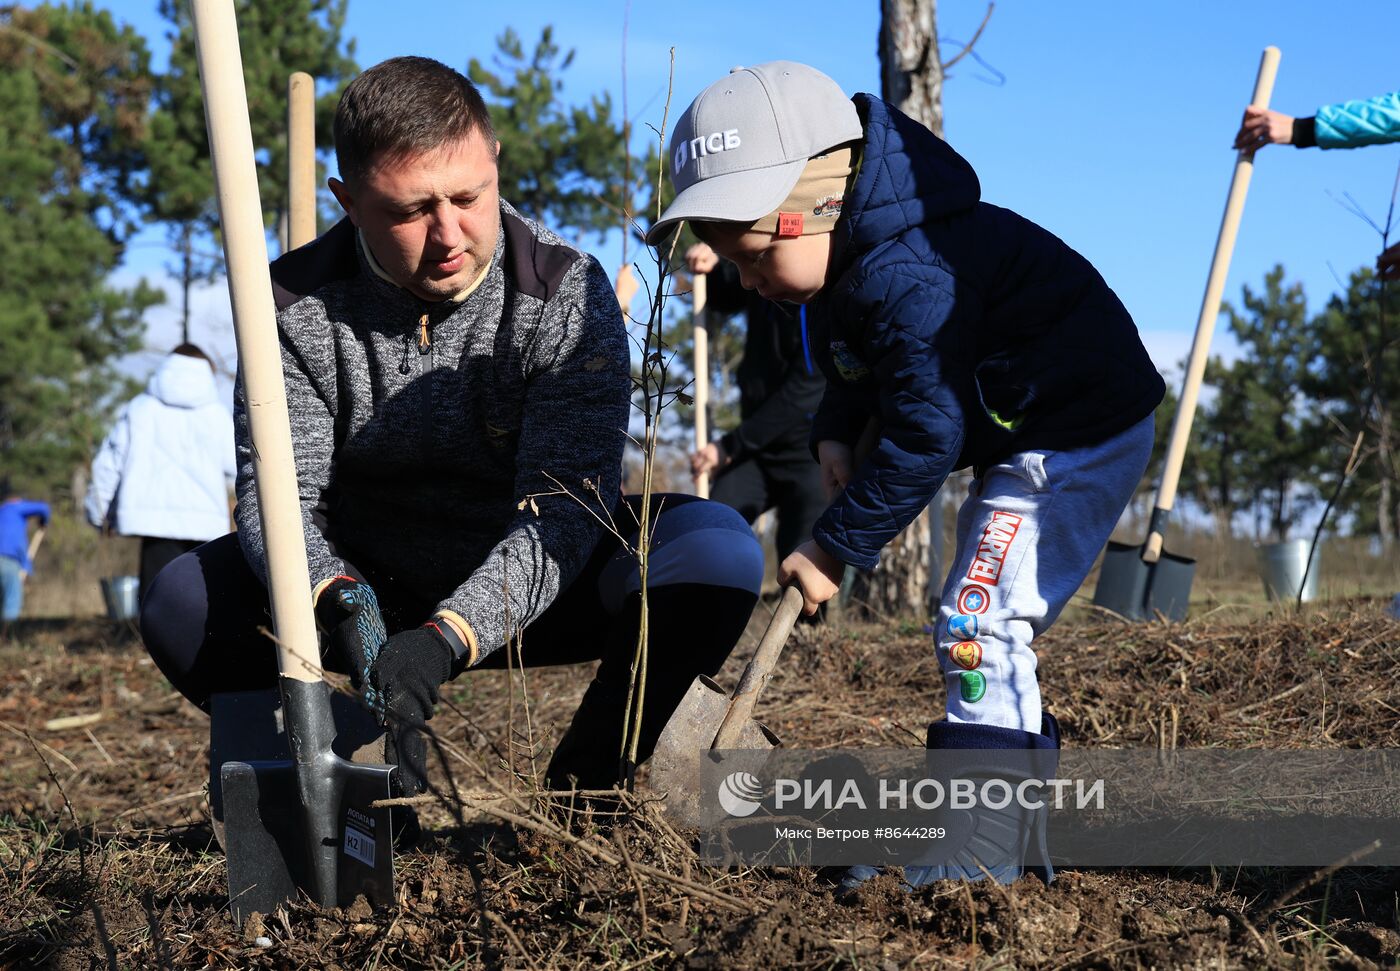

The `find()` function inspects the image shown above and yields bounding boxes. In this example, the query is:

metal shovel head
[222,753,394,925]
[1092,540,1196,622]
[211,688,395,925]
[650,674,779,828]
[209,688,388,848]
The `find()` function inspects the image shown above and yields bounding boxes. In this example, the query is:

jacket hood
[147,353,219,409]
[836,94,982,262]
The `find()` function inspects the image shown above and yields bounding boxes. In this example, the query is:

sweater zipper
[417,313,433,451]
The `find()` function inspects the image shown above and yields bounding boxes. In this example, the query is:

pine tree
[141,0,357,339]
[1302,267,1400,550]
[1194,266,1318,541]
[0,3,163,496]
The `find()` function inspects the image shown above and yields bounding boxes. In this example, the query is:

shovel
[651,585,804,823]
[1093,45,1281,623]
[191,0,394,925]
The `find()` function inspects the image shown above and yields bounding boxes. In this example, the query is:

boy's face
[705,228,832,305]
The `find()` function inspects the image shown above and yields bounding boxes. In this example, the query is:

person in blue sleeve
[646,62,1165,892]
[0,479,50,633]
[1234,90,1400,279]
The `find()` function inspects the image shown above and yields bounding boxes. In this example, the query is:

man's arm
[1313,91,1400,149]
[233,311,350,594]
[1235,92,1400,151]
[18,500,50,526]
[439,256,630,663]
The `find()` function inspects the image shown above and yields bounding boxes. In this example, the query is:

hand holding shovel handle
[713,585,805,748]
[1144,46,1280,563]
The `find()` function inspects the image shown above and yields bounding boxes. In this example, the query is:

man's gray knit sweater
[234,202,630,663]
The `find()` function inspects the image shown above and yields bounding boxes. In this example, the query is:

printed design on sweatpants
[956,584,991,615]
[947,613,979,640]
[959,670,987,703]
[949,640,983,670]
[965,510,1023,585]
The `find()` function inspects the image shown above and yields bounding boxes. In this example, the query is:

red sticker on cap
[776,211,804,237]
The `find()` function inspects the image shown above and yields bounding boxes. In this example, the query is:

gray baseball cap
[643,61,862,245]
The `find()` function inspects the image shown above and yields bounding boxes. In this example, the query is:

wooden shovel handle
[25,526,45,566]
[693,274,710,499]
[287,71,316,250]
[1145,45,1280,564]
[713,585,804,749]
[192,0,321,683]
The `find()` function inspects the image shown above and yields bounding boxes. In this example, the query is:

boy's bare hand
[778,540,844,615]
[817,440,854,500]
[1233,106,1294,151]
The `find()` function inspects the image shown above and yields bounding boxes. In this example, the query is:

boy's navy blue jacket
[809,94,1164,570]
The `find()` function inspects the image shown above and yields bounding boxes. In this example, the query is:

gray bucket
[1255,540,1319,603]
[100,575,140,621]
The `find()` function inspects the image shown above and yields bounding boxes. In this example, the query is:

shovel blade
[650,675,779,827]
[209,689,388,850]
[222,755,394,925]
[1092,540,1196,622]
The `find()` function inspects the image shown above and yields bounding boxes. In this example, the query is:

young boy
[646,62,1164,888]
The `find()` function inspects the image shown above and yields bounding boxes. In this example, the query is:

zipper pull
[418,313,431,354]
[399,333,412,374]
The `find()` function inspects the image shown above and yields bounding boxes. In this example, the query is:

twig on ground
[1263,838,1382,913]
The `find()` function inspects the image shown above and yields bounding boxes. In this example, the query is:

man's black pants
[139,494,763,789]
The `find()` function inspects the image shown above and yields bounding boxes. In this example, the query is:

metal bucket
[1255,540,1319,604]
[100,575,140,621]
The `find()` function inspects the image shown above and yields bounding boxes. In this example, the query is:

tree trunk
[844,0,948,622]
[1378,407,1395,553]
[846,506,933,622]
[879,0,944,138]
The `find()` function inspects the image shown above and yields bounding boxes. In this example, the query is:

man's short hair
[334,56,497,187]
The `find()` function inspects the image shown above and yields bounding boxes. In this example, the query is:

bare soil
[2,600,1398,969]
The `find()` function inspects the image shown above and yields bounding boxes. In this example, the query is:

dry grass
[1,596,1398,968]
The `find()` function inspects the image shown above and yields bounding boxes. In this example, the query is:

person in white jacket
[86,345,236,604]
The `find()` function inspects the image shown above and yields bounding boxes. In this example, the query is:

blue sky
[112,0,1400,385]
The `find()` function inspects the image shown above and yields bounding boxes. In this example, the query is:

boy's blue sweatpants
[937,416,1154,733]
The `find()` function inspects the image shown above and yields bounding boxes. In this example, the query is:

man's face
[705,227,833,305]
[330,129,501,302]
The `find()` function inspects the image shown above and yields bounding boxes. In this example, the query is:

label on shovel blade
[343,814,377,868]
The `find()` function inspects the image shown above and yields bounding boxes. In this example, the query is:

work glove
[315,577,388,695]
[367,620,468,796]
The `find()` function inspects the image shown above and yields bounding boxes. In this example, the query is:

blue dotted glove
[316,577,389,708]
